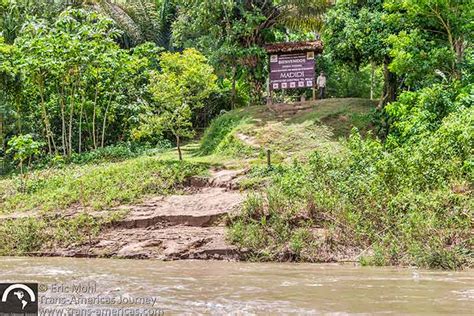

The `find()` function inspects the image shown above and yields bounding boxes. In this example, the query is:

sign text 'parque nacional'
[269,52,315,90]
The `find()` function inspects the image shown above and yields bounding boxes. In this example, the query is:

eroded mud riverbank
[15,169,247,260]
[0,168,358,262]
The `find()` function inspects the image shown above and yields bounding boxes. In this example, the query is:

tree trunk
[68,94,74,156]
[92,106,97,150]
[176,135,182,161]
[78,102,83,153]
[101,106,108,148]
[370,61,375,100]
[68,77,79,156]
[83,111,92,152]
[231,65,237,109]
[379,56,397,109]
[15,95,22,133]
[19,160,24,192]
[39,79,56,155]
[92,87,99,150]
[78,86,86,153]
[0,109,3,156]
[101,95,113,148]
[59,87,67,156]
[454,38,465,80]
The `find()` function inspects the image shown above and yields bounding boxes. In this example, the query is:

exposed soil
[41,169,248,260]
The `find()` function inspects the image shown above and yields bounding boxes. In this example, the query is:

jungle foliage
[0,0,472,269]
[226,0,473,268]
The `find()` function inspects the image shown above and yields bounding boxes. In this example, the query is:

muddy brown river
[1,257,473,315]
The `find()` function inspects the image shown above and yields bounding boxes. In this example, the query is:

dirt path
[54,169,247,260]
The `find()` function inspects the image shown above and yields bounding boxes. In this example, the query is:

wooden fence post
[267,149,271,168]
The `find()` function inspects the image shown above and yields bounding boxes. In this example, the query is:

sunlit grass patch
[0,156,208,214]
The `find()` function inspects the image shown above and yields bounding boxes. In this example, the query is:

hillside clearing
[0,98,377,260]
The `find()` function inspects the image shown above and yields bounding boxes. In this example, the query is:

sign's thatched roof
[264,40,323,54]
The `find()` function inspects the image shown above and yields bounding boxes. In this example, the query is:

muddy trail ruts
[23,169,247,260]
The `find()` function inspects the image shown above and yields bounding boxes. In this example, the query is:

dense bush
[386,83,472,144]
[2,141,172,176]
[316,56,384,99]
[57,141,171,165]
[229,107,473,269]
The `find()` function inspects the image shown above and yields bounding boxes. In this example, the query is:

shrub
[385,83,469,143]
[229,108,473,269]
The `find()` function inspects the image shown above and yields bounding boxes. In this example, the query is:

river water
[0,257,473,315]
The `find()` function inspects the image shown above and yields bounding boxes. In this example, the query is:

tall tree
[147,49,217,160]
[173,0,330,104]
[81,0,177,49]
[385,0,473,84]
[3,9,156,156]
[324,0,398,106]
[0,0,66,44]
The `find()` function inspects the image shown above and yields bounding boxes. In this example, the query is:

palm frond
[96,0,144,45]
[278,0,331,32]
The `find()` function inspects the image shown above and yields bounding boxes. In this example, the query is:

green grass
[0,211,127,255]
[1,98,470,269]
[288,98,377,138]
[0,156,208,214]
[192,98,376,167]
[0,97,377,234]
[227,108,474,269]
[288,98,375,122]
[198,111,251,155]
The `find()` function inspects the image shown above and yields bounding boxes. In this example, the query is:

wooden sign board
[269,52,315,90]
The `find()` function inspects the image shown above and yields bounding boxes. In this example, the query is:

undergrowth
[229,107,473,269]
[1,141,172,177]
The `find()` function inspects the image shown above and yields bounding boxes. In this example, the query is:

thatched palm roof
[264,40,323,54]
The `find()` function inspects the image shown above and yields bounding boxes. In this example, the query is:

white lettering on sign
[278,58,306,65]
[280,72,305,79]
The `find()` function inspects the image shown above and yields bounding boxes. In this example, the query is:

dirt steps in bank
[43,169,247,261]
[267,100,316,117]
[111,187,242,229]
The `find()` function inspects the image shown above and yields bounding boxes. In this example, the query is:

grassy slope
[223,102,473,269]
[195,98,377,166]
[1,98,375,215]
[0,98,378,256]
[288,98,376,138]
[2,98,470,268]
[0,158,208,214]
